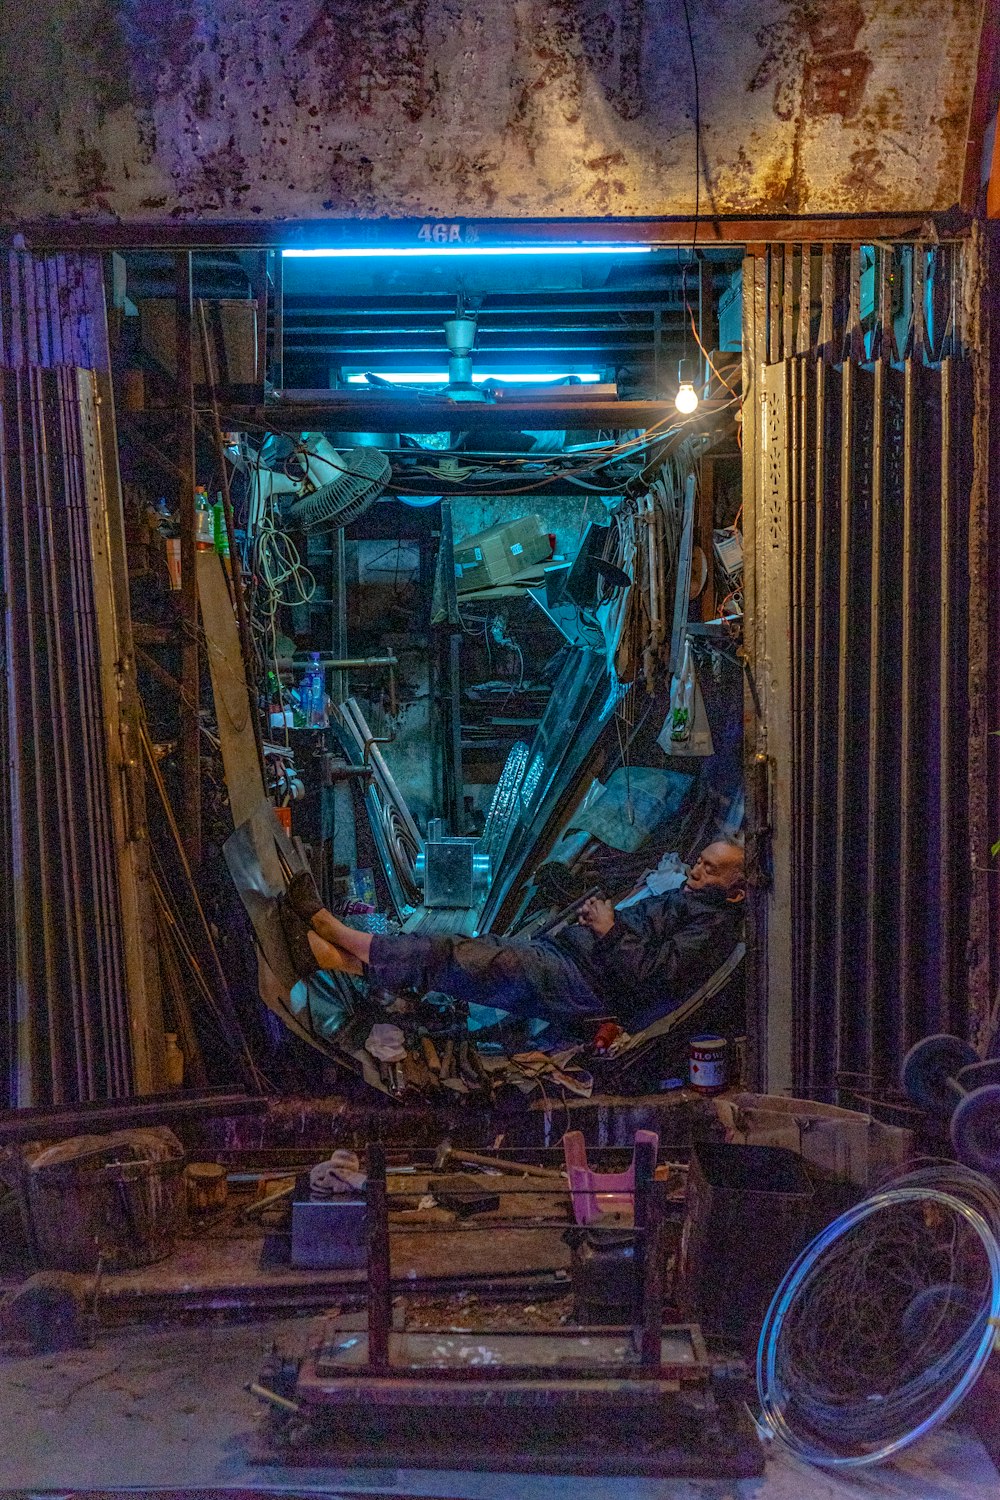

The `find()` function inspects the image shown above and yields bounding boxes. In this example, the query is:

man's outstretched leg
[288,872,373,965]
[305,927,364,974]
[286,871,604,1027]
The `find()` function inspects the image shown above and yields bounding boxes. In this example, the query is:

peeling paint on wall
[0,0,984,224]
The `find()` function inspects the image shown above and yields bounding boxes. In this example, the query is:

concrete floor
[0,1317,996,1498]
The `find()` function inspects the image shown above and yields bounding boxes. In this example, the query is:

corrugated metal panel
[0,1,986,226]
[747,242,981,1099]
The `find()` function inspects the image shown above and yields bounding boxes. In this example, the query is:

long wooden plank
[84,368,167,1094]
[197,548,267,827]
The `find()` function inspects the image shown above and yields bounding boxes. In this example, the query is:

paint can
[689,1034,727,1095]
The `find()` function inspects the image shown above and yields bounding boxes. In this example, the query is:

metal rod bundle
[334,696,424,916]
[0,249,164,1106]
[0,364,134,1102]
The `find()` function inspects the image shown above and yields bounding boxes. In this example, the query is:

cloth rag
[310,1149,367,1197]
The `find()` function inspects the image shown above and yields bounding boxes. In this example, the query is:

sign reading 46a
[416,223,480,245]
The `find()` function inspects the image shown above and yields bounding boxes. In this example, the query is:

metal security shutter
[743,243,980,1099]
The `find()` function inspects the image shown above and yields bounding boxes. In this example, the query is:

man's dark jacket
[550,885,744,1030]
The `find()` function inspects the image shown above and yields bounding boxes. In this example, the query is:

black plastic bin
[676,1141,814,1349]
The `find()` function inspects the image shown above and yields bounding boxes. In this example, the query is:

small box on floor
[290,1193,368,1270]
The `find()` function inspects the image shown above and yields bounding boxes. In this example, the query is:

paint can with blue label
[689,1034,727,1095]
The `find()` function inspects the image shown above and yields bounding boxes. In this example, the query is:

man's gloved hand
[577,896,616,938]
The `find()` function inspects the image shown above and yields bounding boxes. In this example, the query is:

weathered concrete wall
[0,0,984,226]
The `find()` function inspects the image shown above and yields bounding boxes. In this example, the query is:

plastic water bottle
[306,652,327,728]
[194,485,214,552]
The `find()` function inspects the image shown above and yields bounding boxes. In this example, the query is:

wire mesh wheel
[756,1169,1000,1469]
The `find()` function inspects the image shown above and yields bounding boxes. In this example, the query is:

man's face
[686,842,744,895]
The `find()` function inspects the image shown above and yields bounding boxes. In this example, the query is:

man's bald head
[686,840,745,899]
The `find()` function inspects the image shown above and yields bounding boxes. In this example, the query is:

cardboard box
[454,514,551,593]
[139,298,260,389]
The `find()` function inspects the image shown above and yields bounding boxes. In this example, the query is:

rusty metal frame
[966,223,1000,1054]
[3,214,950,255]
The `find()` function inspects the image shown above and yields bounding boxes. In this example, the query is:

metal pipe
[797,245,812,355]
[0,1089,266,1145]
[136,647,187,702]
[272,248,284,390]
[939,359,954,1025]
[175,252,201,865]
[635,1157,667,1370]
[898,359,918,1044]
[332,528,347,706]
[246,1383,300,1415]
[21,373,78,1100]
[790,351,808,1077]
[55,371,114,1094]
[278,655,398,671]
[864,358,886,1080]
[831,354,855,1079]
[768,251,782,365]
[783,245,795,360]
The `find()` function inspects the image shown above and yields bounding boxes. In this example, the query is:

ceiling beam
[219,390,733,434]
[6,213,946,254]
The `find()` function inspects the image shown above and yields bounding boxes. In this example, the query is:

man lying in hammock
[280,840,745,1037]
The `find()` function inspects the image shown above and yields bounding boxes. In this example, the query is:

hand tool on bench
[432,1139,565,1180]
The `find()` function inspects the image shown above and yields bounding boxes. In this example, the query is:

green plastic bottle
[212,492,230,558]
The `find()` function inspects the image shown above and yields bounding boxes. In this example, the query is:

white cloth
[310,1148,367,1196]
[615,851,689,910]
[364,1022,407,1062]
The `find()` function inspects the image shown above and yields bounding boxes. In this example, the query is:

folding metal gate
[743,242,985,1099]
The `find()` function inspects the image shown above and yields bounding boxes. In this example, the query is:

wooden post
[366,1142,391,1373]
[699,455,717,621]
[639,1178,668,1370]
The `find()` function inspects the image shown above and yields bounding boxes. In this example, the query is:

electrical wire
[383,396,738,498]
[685,299,740,402]
[676,0,745,445]
[233,393,736,503]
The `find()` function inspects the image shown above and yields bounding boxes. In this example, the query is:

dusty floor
[0,1316,996,1498]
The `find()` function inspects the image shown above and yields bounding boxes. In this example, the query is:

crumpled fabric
[509,1048,594,1099]
[615,851,689,909]
[310,1148,367,1197]
[365,1022,407,1062]
[566,767,692,853]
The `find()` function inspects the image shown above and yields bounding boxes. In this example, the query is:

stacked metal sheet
[0,252,145,1105]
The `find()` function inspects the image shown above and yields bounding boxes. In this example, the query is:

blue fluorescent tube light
[345,371,602,384]
[283,245,653,258]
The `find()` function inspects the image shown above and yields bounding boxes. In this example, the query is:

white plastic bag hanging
[658,639,715,758]
[667,638,696,748]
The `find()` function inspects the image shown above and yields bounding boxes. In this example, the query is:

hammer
[432,1139,565,1181]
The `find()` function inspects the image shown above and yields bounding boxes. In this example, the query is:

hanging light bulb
[674,357,700,415]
